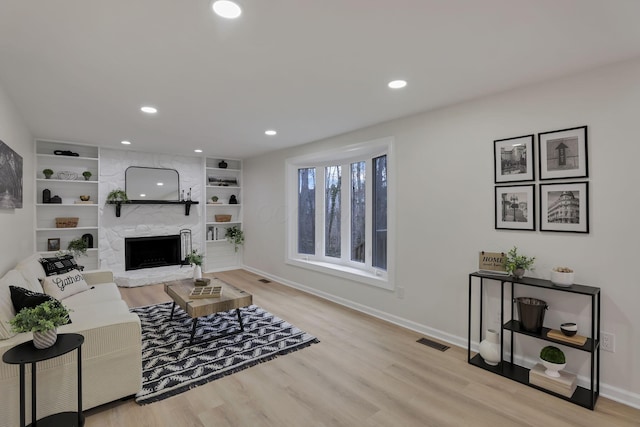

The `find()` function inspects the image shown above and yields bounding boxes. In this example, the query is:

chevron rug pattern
[131,302,319,404]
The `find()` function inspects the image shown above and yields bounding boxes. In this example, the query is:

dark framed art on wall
[538,126,588,180]
[539,181,589,233]
[494,134,534,183]
[495,184,535,231]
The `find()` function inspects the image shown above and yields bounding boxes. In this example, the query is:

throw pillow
[39,255,84,277]
[9,286,71,324]
[41,269,89,301]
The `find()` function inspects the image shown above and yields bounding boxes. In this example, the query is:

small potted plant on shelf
[540,345,566,378]
[43,168,54,179]
[67,238,88,259]
[186,249,204,279]
[210,196,219,204]
[106,188,129,203]
[225,226,244,252]
[10,300,71,349]
[504,246,535,279]
[82,171,92,181]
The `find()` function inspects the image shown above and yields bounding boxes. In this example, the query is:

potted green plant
[225,226,244,252]
[10,300,71,349]
[106,188,129,203]
[43,168,54,179]
[540,345,566,378]
[504,246,535,279]
[82,171,92,181]
[186,249,204,279]
[211,196,219,203]
[67,238,88,258]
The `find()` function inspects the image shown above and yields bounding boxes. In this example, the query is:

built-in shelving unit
[204,158,242,271]
[468,272,600,409]
[35,140,100,270]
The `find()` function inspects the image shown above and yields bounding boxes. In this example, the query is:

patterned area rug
[131,302,319,404]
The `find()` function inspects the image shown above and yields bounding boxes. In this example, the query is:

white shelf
[206,221,241,225]
[36,204,98,207]
[40,248,99,255]
[206,167,241,172]
[206,185,241,190]
[35,139,101,264]
[205,203,241,207]
[36,227,99,231]
[207,239,229,243]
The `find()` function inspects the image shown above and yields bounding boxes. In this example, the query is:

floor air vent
[258,278,271,283]
[417,337,450,352]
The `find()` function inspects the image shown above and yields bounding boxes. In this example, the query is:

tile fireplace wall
[99,149,204,285]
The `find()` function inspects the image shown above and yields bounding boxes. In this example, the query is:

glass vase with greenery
[225,226,244,252]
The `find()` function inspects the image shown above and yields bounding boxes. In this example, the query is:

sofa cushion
[9,286,71,325]
[41,269,89,301]
[39,255,84,276]
[61,283,122,310]
[15,254,47,292]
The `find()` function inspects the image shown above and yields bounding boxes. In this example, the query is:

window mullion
[315,167,325,260]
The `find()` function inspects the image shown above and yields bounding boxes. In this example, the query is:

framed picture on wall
[494,134,534,183]
[540,182,589,233]
[538,126,588,180]
[47,238,61,251]
[495,184,535,231]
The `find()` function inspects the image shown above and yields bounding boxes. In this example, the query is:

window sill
[286,258,392,290]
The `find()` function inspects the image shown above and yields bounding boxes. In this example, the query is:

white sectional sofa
[0,254,141,427]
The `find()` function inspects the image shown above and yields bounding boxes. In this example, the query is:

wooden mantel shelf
[107,200,199,217]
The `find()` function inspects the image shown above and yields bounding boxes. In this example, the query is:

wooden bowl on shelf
[55,217,79,228]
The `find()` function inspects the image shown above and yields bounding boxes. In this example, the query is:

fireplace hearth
[125,235,182,271]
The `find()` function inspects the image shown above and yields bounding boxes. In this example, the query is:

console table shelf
[468,272,600,410]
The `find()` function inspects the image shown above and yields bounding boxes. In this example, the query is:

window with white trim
[286,138,394,289]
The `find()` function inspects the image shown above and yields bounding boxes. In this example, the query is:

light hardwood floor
[84,270,640,426]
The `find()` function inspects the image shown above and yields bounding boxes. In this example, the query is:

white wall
[243,57,640,406]
[0,82,33,275]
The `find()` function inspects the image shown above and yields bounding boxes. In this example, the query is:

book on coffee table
[189,286,223,299]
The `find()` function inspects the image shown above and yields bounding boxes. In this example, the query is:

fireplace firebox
[125,235,182,271]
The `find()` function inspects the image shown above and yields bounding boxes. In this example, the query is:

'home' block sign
[478,251,507,274]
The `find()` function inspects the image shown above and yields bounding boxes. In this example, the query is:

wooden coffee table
[164,278,253,344]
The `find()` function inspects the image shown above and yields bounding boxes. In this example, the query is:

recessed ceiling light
[157,182,164,186]
[265,130,277,136]
[121,140,131,145]
[194,149,203,153]
[388,80,407,89]
[140,194,146,198]
[140,106,158,114]
[212,1,242,19]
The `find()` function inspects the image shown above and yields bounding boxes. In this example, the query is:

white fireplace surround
[99,149,204,287]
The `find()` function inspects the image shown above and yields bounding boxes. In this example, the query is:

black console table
[467,272,600,409]
[3,333,85,427]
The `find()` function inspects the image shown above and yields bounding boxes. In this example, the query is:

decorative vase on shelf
[512,268,525,279]
[193,265,202,280]
[33,329,58,349]
[479,329,501,366]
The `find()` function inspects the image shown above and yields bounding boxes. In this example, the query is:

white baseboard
[242,264,640,410]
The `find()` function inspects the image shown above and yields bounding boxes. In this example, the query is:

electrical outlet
[396,287,405,299]
[601,332,615,352]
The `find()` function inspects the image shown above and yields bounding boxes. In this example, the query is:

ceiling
[1,1,640,160]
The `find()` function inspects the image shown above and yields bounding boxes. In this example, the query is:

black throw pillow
[39,254,84,276]
[9,286,71,324]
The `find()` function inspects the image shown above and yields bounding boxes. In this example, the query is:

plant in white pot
[551,266,575,287]
[10,300,71,349]
[504,246,535,279]
[540,345,566,378]
[186,249,204,280]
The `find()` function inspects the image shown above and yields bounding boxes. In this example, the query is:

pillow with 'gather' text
[41,269,90,300]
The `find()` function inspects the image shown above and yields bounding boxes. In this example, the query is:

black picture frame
[48,238,61,251]
[494,134,534,183]
[0,140,23,209]
[539,182,589,233]
[538,126,588,180]
[495,184,536,231]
